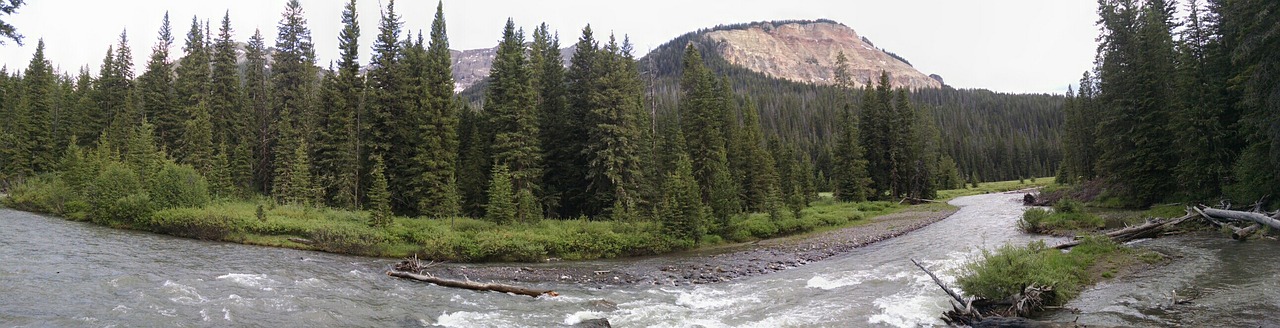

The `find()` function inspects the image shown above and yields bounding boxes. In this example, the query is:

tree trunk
[1200,207,1280,231]
[386,271,558,297]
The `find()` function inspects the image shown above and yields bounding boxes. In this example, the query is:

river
[1,192,1275,327]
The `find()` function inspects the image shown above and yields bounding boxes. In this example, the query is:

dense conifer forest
[1059,0,1279,208]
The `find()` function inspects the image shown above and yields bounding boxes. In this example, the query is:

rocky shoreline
[419,203,959,287]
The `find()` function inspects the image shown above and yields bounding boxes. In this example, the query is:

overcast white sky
[0,0,1098,94]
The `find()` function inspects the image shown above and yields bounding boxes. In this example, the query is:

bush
[308,225,390,256]
[1020,204,1104,234]
[148,207,245,240]
[2,174,77,215]
[1019,208,1050,233]
[83,163,149,224]
[149,163,211,209]
[956,238,1122,307]
[1053,199,1084,214]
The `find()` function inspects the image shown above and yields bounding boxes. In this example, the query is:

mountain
[450,45,575,93]
[700,20,941,89]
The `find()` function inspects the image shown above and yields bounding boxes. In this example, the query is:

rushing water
[2,192,1273,327]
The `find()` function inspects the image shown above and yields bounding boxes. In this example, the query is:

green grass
[956,236,1136,308]
[936,177,1055,201]
[1019,199,1105,234]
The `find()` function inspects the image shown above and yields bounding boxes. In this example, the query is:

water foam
[216,273,274,291]
[436,311,501,327]
[162,280,208,305]
[562,310,608,325]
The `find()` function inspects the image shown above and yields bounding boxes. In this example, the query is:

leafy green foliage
[150,162,210,210]
[957,237,1122,307]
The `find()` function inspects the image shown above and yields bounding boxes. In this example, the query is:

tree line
[1059,0,1279,207]
[0,0,954,246]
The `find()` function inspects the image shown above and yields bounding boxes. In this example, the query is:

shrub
[148,207,245,240]
[150,162,211,209]
[2,174,77,215]
[1019,208,1050,233]
[308,225,390,256]
[1053,199,1084,214]
[957,237,1121,308]
[83,163,149,224]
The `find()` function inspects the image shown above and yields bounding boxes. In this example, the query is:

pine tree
[315,0,362,209]
[173,16,210,159]
[735,99,782,211]
[485,164,516,224]
[548,25,597,218]
[486,18,543,222]
[18,39,57,174]
[659,150,707,244]
[124,119,165,183]
[365,0,411,213]
[99,31,138,154]
[678,45,740,228]
[270,0,318,200]
[138,13,179,153]
[244,29,272,194]
[367,154,392,227]
[529,22,567,217]
[457,106,492,216]
[579,35,648,219]
[412,1,461,217]
[209,142,234,197]
[180,99,213,173]
[833,102,871,202]
[1094,0,1178,206]
[210,12,243,149]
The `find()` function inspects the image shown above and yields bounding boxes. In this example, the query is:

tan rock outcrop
[703,21,940,89]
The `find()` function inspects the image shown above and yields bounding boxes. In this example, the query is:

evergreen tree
[365,0,412,213]
[270,0,318,200]
[210,12,243,149]
[173,16,210,159]
[530,22,568,217]
[678,45,740,224]
[244,29,272,194]
[209,142,234,197]
[367,154,392,226]
[579,35,648,219]
[124,119,165,183]
[99,31,138,154]
[1094,0,1178,206]
[180,100,213,173]
[412,0,461,217]
[833,102,871,202]
[548,25,597,218]
[457,106,492,216]
[138,13,179,153]
[18,39,57,174]
[315,0,362,209]
[486,18,543,222]
[659,140,706,244]
[734,99,782,211]
[485,164,516,224]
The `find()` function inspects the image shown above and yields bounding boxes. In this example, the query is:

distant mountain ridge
[699,20,940,89]
[450,19,941,94]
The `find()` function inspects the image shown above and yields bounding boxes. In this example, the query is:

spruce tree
[529,22,567,217]
[549,25,597,218]
[315,0,362,209]
[270,0,318,200]
[833,103,871,202]
[485,164,516,224]
[173,17,210,159]
[99,31,138,154]
[581,35,648,219]
[210,12,243,149]
[412,1,462,217]
[736,99,782,211]
[19,39,57,174]
[659,151,707,244]
[180,101,214,174]
[365,0,411,213]
[486,18,543,222]
[367,154,392,226]
[138,13,179,153]
[244,29,272,194]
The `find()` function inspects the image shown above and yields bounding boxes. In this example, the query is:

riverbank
[421,202,958,286]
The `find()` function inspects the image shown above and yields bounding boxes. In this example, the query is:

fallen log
[387,271,558,297]
[1200,207,1280,231]
[1055,212,1199,249]
[1232,223,1263,241]
[911,259,966,306]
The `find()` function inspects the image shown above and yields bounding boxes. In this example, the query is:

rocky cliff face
[450,46,575,93]
[702,21,941,89]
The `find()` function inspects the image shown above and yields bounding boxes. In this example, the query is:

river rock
[585,299,618,312]
[572,318,612,328]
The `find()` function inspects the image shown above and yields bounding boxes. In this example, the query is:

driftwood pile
[916,201,1278,326]
[387,256,559,298]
